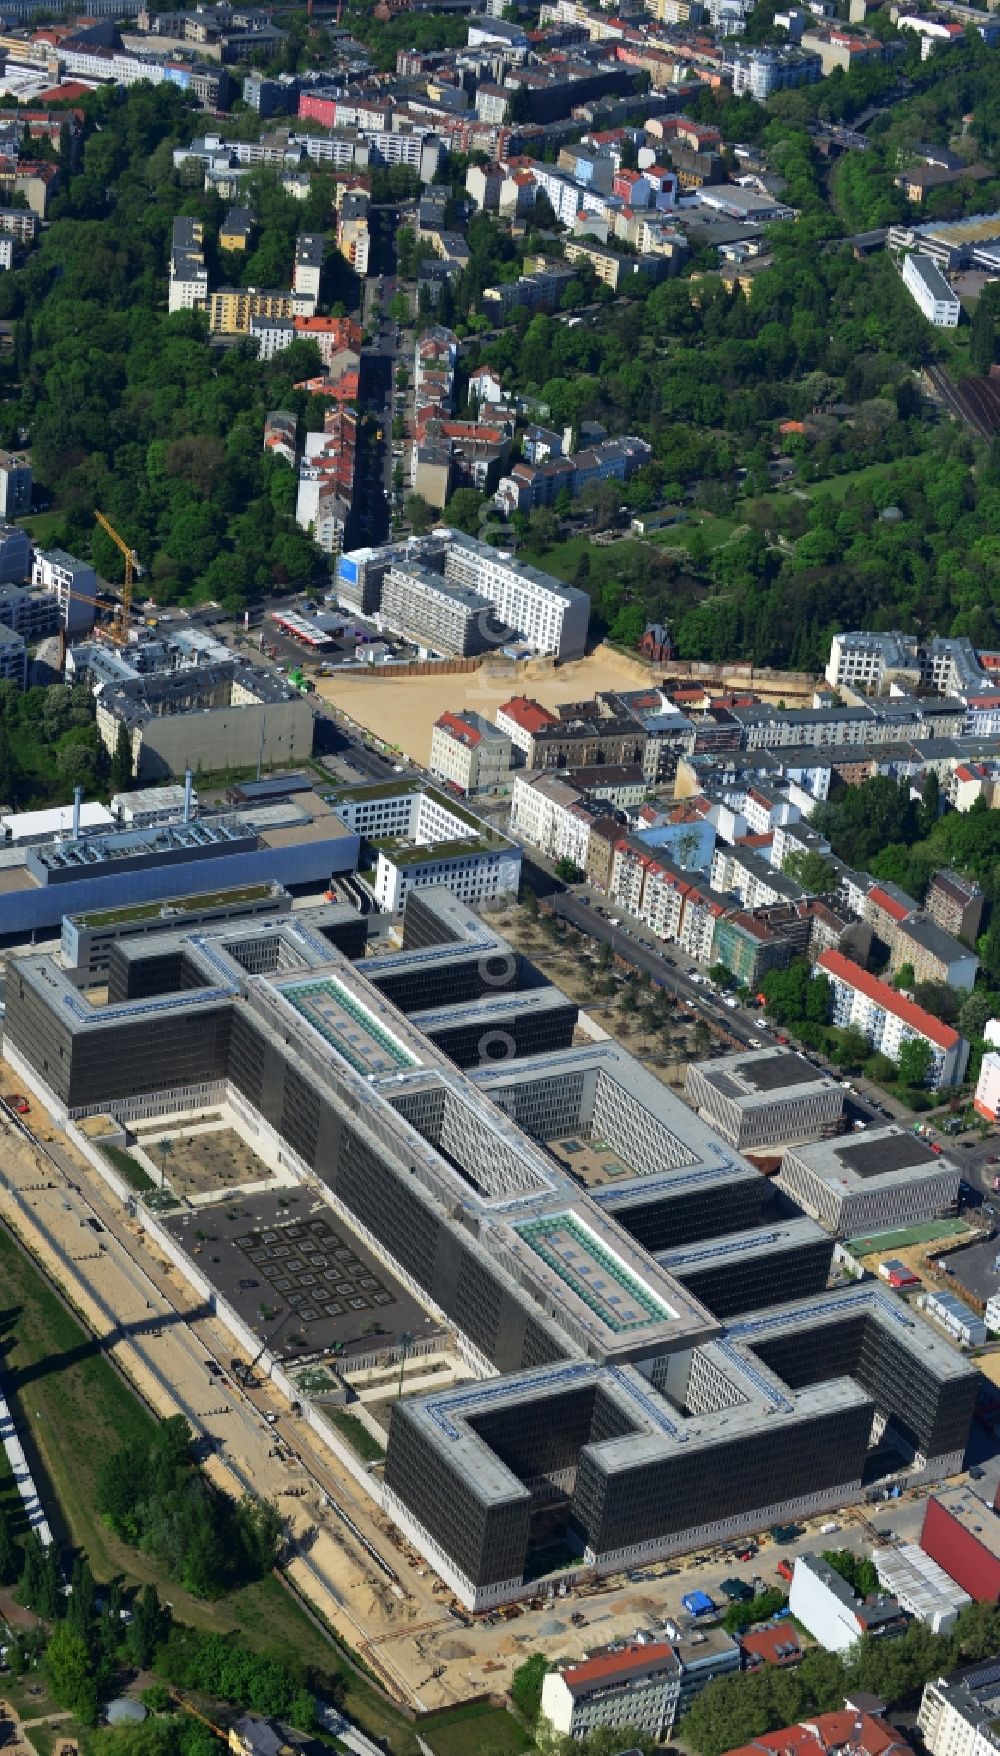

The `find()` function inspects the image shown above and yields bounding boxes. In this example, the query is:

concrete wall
[134,698,314,781]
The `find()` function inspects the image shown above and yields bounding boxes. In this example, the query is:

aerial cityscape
[5,0,1000,1754]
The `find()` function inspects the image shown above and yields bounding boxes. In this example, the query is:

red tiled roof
[498,695,558,734]
[739,1624,802,1666]
[868,885,911,924]
[294,315,364,346]
[724,1711,915,1756]
[817,950,960,1051]
[435,710,482,748]
[36,82,92,102]
[560,1641,677,1695]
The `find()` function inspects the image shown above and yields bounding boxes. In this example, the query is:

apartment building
[540,1642,681,1742]
[337,192,370,276]
[729,43,821,96]
[511,772,598,870]
[293,314,363,368]
[442,531,589,660]
[925,869,983,945]
[219,205,253,250]
[292,231,325,301]
[495,695,560,757]
[975,1050,1000,1123]
[789,1554,905,1652]
[712,844,806,911]
[864,880,918,947]
[0,620,25,686]
[207,286,313,336]
[168,214,207,314]
[381,562,497,658]
[526,714,647,774]
[817,949,969,1087]
[328,779,521,912]
[250,314,295,360]
[889,911,979,992]
[429,710,513,794]
[414,324,459,418]
[0,209,37,244]
[31,548,96,635]
[825,631,986,699]
[920,1669,1000,1756]
[902,251,961,327]
[0,450,30,520]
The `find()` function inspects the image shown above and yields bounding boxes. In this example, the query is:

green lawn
[420,1702,533,1756]
[15,511,64,546]
[846,1218,969,1257]
[322,1409,385,1464]
[805,462,897,503]
[515,532,594,583]
[660,513,740,553]
[99,1143,155,1193]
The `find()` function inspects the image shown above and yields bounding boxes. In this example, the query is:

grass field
[323,1410,384,1464]
[15,511,63,547]
[420,1701,533,1756]
[807,462,896,503]
[0,1224,436,1756]
[99,1143,155,1193]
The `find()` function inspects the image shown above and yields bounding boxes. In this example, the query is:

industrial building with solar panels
[3,887,979,1611]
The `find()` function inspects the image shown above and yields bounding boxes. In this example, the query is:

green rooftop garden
[515,1213,674,1333]
[74,884,274,929]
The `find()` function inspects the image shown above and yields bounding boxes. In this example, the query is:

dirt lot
[314,647,652,767]
[145,1124,273,1199]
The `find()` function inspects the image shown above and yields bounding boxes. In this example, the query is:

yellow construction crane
[170,1692,228,1743]
[93,509,142,645]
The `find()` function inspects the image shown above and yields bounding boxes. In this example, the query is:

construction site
[0,1054,943,1711]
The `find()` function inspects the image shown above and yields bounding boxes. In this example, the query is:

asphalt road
[548,886,772,1050]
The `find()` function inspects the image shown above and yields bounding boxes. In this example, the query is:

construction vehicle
[93,510,143,645]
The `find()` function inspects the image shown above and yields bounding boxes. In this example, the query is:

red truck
[776,1558,794,1583]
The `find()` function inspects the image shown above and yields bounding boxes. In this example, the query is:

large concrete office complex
[5,891,978,1611]
[777,1128,960,1238]
[685,1048,846,1150]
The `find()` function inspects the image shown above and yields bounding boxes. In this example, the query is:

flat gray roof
[783,1126,958,1193]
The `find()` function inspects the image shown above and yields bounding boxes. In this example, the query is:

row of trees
[153,1628,315,1727]
[97,1415,282,1599]
[759,961,935,1088]
[680,1599,1000,1756]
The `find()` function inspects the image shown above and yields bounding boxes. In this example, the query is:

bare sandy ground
[314,648,651,767]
